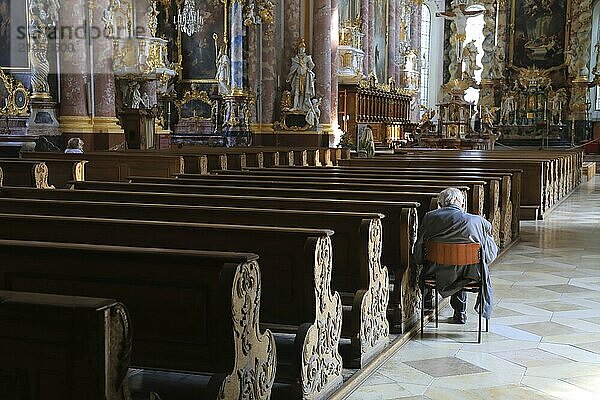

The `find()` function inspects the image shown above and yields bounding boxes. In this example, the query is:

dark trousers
[450,290,467,316]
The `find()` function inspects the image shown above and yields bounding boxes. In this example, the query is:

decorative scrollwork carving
[73,161,87,182]
[0,166,3,187]
[300,236,343,399]
[218,261,276,400]
[356,219,389,362]
[108,303,133,400]
[33,162,53,189]
[401,207,420,329]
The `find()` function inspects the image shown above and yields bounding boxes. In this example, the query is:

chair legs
[478,289,483,344]
[434,289,438,328]
[420,282,425,338]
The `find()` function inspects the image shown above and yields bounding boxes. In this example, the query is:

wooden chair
[420,242,489,343]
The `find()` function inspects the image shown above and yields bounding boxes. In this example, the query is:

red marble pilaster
[58,0,88,118]
[92,0,118,119]
[388,0,397,81]
[368,0,375,74]
[313,0,332,124]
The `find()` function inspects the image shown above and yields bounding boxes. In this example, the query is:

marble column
[395,0,404,82]
[360,0,370,75]
[331,0,339,132]
[313,0,332,125]
[230,0,244,92]
[58,0,90,144]
[410,4,422,121]
[283,0,302,89]
[262,30,277,125]
[91,0,125,147]
[387,0,397,82]
[368,0,375,74]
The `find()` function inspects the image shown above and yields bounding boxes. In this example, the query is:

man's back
[415,205,498,267]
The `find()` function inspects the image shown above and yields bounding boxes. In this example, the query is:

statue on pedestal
[500,94,516,125]
[214,36,231,96]
[592,41,600,77]
[286,38,316,112]
[489,45,505,80]
[462,40,480,81]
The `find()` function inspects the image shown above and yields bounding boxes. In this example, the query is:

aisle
[348,177,600,400]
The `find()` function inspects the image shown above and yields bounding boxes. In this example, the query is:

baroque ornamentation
[218,261,276,400]
[28,0,60,99]
[299,236,343,399]
[401,207,420,329]
[33,162,53,189]
[0,68,31,117]
[108,303,132,400]
[567,0,592,78]
[356,219,389,363]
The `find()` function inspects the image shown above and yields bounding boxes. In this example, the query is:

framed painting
[373,0,388,82]
[0,0,30,70]
[509,0,570,70]
[180,0,224,82]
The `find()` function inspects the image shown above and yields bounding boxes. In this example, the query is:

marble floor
[347,176,600,400]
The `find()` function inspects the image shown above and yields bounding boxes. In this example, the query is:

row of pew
[0,147,582,399]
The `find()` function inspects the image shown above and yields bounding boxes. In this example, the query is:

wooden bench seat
[241,166,519,243]
[0,159,52,188]
[0,241,275,399]
[0,215,341,400]
[583,162,596,180]
[20,158,86,188]
[0,187,419,333]
[22,152,184,181]
[0,289,132,400]
[0,198,388,367]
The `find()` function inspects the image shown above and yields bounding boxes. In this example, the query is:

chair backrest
[425,242,481,266]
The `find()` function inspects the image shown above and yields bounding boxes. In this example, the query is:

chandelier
[175,0,204,37]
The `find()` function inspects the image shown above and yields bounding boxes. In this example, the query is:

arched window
[463,5,485,104]
[420,4,432,108]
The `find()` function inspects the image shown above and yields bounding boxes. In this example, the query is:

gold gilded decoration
[33,162,54,189]
[517,67,551,89]
[0,68,31,116]
[113,37,175,79]
[217,261,276,400]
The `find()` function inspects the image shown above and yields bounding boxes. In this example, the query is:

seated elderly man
[414,187,498,324]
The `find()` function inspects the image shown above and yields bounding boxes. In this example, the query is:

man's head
[67,137,84,150]
[438,187,465,210]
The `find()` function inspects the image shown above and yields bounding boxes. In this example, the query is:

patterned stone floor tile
[521,376,599,400]
[491,348,572,368]
[564,374,600,396]
[511,321,584,336]
[404,357,487,378]
[538,342,600,363]
[529,301,588,312]
[346,382,418,400]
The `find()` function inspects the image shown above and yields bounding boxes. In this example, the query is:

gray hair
[438,187,464,208]
[67,137,84,150]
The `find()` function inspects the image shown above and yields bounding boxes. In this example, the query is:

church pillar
[262,31,277,126]
[361,0,370,75]
[91,0,125,148]
[368,0,375,74]
[57,0,91,144]
[387,0,397,81]
[410,3,421,120]
[313,0,332,126]
[58,0,124,150]
[135,0,157,107]
[395,0,404,82]
[331,0,340,136]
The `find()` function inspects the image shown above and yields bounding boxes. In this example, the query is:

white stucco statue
[305,98,321,127]
[462,40,480,80]
[593,41,600,76]
[215,43,231,95]
[286,38,316,112]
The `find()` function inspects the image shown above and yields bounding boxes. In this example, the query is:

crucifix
[436,0,485,62]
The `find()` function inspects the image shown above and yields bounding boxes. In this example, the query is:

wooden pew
[167,174,487,219]
[0,187,419,334]
[0,290,132,400]
[340,156,550,218]
[21,159,86,188]
[243,166,520,244]
[21,152,184,181]
[0,215,341,400]
[0,159,52,188]
[0,198,388,367]
[71,180,444,220]
[0,241,275,400]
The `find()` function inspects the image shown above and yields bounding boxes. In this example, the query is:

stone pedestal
[222,94,253,147]
[28,98,60,136]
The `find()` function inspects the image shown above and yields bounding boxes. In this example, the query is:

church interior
[0,0,599,399]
